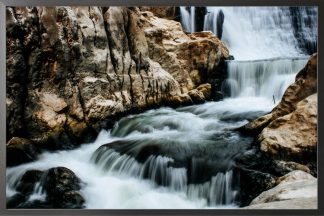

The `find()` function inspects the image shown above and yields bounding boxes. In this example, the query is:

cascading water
[222,58,308,101]
[6,7,317,209]
[180,7,196,32]
[181,6,317,60]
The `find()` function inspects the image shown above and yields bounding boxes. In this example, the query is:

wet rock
[7,167,85,209]
[272,160,311,176]
[44,167,81,199]
[60,191,85,208]
[236,167,277,207]
[7,193,27,208]
[42,167,84,208]
[16,170,44,194]
[195,7,208,32]
[6,137,40,166]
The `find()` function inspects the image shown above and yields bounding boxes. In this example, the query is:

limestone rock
[244,197,317,209]
[139,7,179,20]
[272,160,311,175]
[258,93,317,162]
[276,170,315,185]
[249,171,317,207]
[6,6,229,161]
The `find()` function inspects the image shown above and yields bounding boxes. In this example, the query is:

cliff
[6,6,229,157]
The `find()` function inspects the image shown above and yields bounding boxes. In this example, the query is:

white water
[181,7,317,60]
[223,58,308,101]
[205,7,305,60]
[7,96,277,209]
[180,6,196,32]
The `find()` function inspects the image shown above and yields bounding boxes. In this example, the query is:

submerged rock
[16,170,44,195]
[44,167,81,199]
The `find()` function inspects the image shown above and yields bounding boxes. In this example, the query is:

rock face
[258,93,317,162]
[246,170,317,209]
[139,7,180,20]
[6,7,229,155]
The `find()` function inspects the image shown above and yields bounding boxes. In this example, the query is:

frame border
[0,0,322,216]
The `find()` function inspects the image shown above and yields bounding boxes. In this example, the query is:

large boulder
[245,170,317,209]
[243,197,317,209]
[6,6,229,157]
[7,167,85,209]
[258,93,317,162]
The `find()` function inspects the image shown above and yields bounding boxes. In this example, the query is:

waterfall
[91,145,237,206]
[179,6,317,100]
[181,7,317,60]
[180,7,196,32]
[7,101,261,208]
[222,58,308,101]
[7,7,317,209]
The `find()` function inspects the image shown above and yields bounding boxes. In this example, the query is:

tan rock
[188,89,205,103]
[249,172,317,206]
[41,93,67,112]
[142,12,229,89]
[244,197,317,209]
[139,7,179,20]
[196,83,212,99]
[6,6,229,150]
[277,170,315,185]
[258,93,317,161]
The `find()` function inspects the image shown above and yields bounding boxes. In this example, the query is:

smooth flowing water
[6,6,315,209]
[7,97,280,208]
[180,6,317,60]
